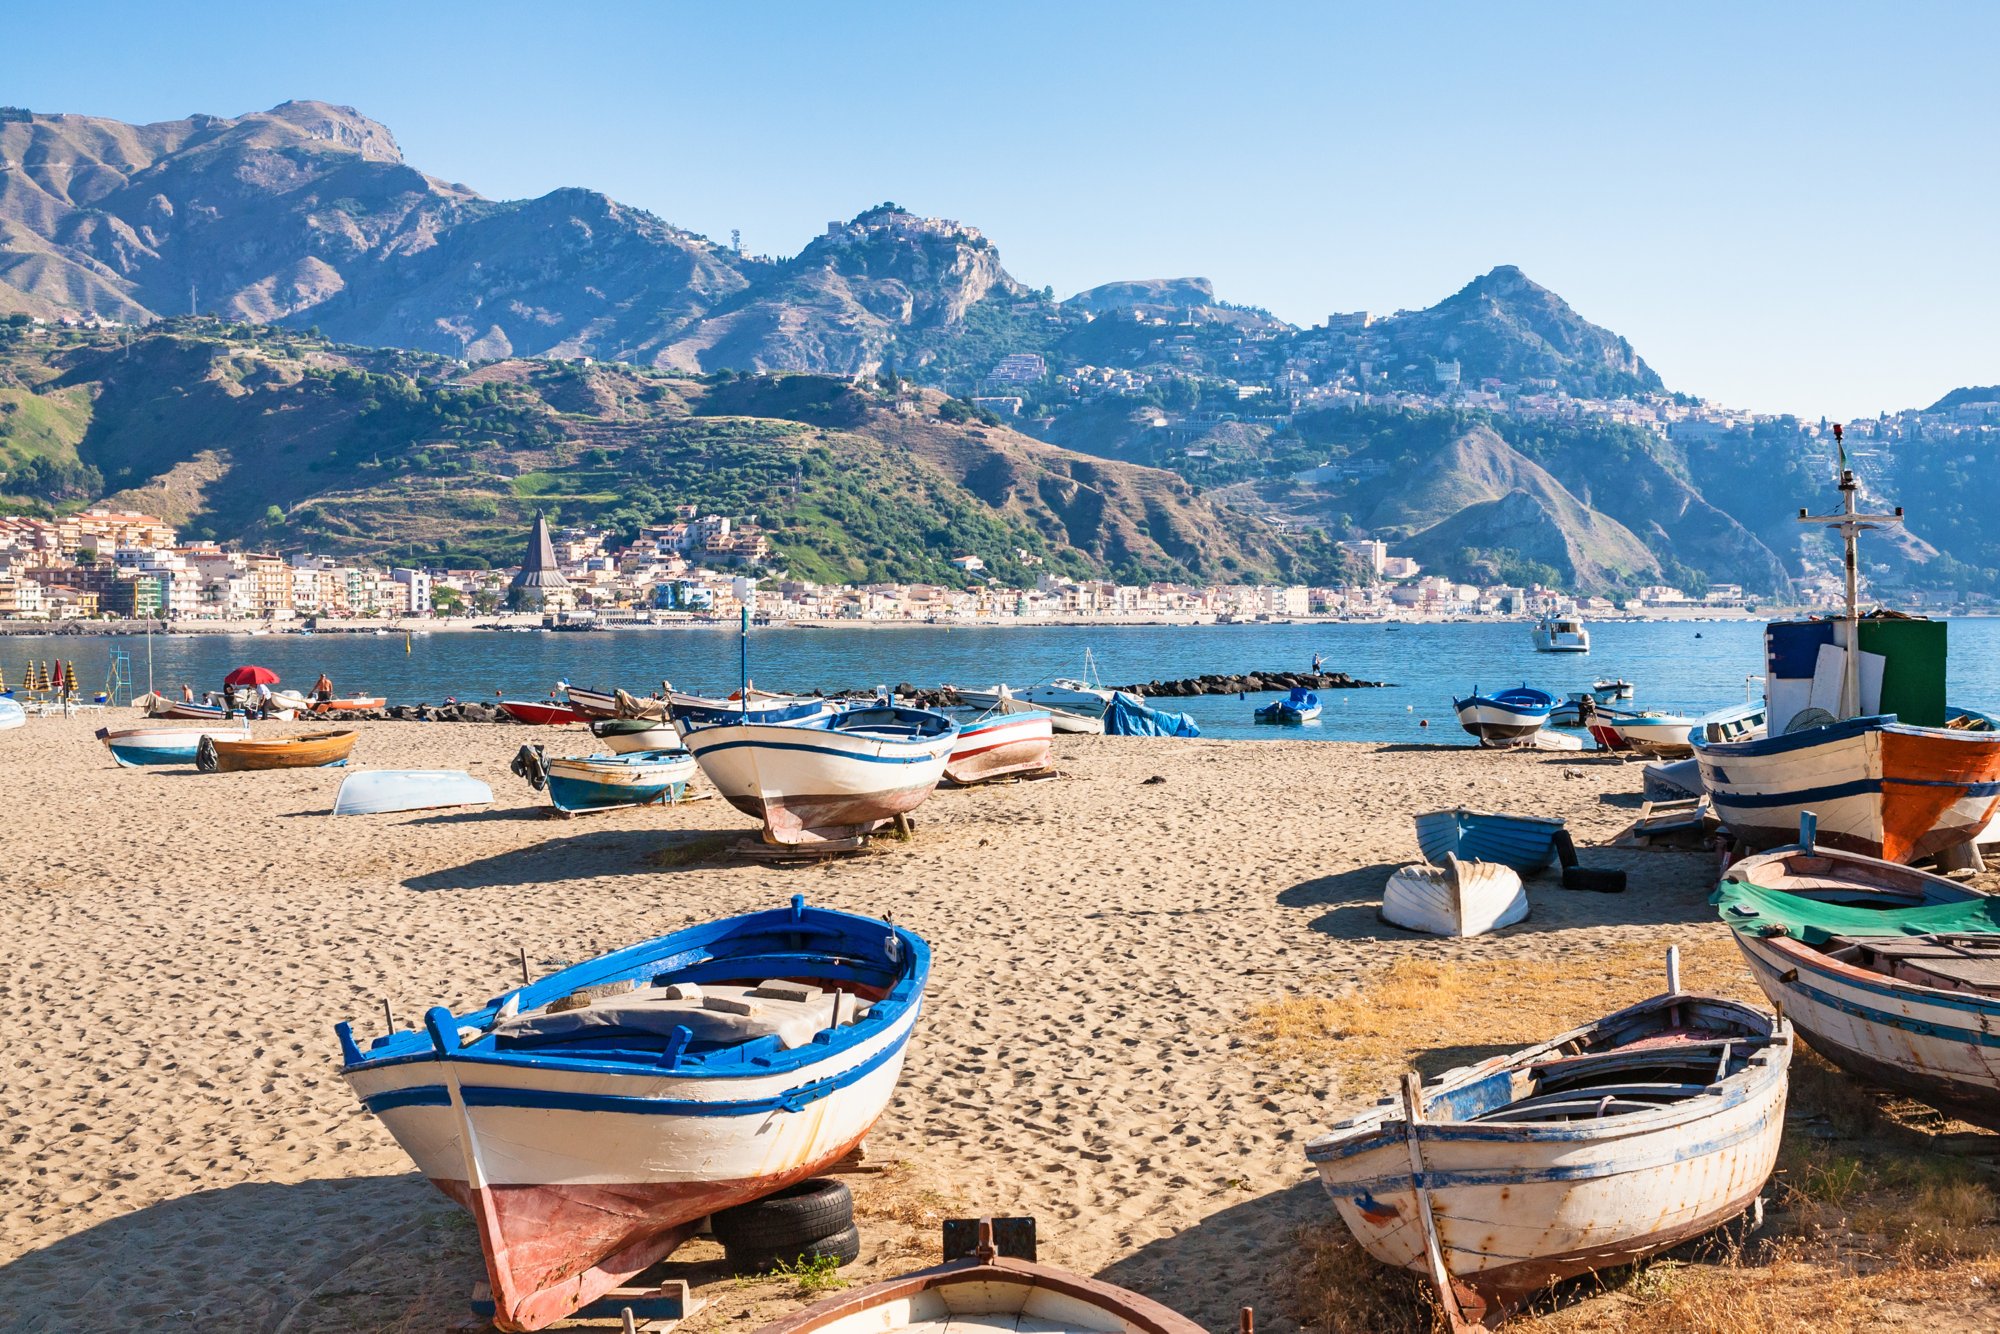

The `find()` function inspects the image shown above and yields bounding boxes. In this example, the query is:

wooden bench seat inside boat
[1828,935,2000,995]
[494,980,872,1052]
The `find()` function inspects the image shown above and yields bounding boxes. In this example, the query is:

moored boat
[512,745,697,815]
[1013,649,1114,713]
[687,703,959,844]
[943,709,1053,785]
[332,769,493,815]
[96,719,252,768]
[499,699,582,726]
[1716,829,2000,1129]
[1530,612,1590,653]
[1692,447,2000,864]
[1451,685,1556,746]
[1305,958,1791,1327]
[1414,808,1567,874]
[1254,686,1321,725]
[1381,854,1527,937]
[198,729,358,772]
[749,1217,1207,1334]
[336,898,930,1332]
[966,686,1103,735]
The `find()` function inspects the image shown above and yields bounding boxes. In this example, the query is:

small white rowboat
[1380,854,1528,938]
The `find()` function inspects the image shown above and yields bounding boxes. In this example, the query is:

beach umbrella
[224,665,280,687]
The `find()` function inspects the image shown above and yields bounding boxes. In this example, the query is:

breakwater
[1107,669,1389,697]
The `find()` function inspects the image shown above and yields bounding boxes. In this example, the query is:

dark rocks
[1106,669,1390,698]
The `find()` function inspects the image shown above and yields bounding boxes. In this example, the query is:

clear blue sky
[9,3,1996,417]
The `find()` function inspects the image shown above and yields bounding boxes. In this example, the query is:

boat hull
[501,701,581,726]
[1453,698,1552,745]
[591,722,683,754]
[206,730,358,772]
[544,752,696,815]
[1380,860,1527,937]
[944,712,1053,784]
[333,770,493,815]
[1414,808,1566,874]
[1729,929,2000,1130]
[559,686,621,719]
[97,722,251,767]
[687,717,954,843]
[1695,716,2000,863]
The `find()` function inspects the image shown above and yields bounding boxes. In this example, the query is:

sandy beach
[2,718,1996,1333]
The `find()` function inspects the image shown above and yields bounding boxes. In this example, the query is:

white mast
[1797,423,1901,720]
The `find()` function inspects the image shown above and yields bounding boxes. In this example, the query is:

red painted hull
[500,701,581,726]
[1878,727,2000,864]
[433,1126,871,1331]
[723,783,943,844]
[944,732,1054,784]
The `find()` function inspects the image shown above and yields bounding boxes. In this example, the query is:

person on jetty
[312,672,334,704]
[1312,652,1324,674]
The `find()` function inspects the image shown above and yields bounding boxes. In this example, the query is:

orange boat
[312,696,386,712]
[197,729,359,773]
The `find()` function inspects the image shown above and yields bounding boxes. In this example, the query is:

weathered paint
[944,712,1054,785]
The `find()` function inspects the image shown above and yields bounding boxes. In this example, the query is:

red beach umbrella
[224,665,280,687]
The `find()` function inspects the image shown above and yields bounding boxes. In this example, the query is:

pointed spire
[511,512,570,591]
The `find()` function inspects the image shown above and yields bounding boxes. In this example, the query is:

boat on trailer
[1415,808,1567,874]
[751,1217,1208,1334]
[1692,443,2000,864]
[1306,952,1791,1329]
[686,703,959,844]
[943,709,1053,785]
[1716,820,2000,1129]
[1381,854,1528,938]
[337,897,930,1332]
[97,719,252,767]
[1451,685,1556,746]
[512,745,697,815]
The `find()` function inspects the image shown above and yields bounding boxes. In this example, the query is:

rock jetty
[1106,670,1389,698]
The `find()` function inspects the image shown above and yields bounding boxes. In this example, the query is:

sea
[35,619,2000,743]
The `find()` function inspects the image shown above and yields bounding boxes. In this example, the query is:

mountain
[1926,386,2000,413]
[1064,278,1288,330]
[0,321,1318,585]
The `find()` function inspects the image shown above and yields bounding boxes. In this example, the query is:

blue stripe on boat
[688,737,945,765]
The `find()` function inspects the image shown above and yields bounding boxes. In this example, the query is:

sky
[7,2,1996,418]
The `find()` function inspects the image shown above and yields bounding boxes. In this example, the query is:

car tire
[727,1222,861,1275]
[710,1178,853,1252]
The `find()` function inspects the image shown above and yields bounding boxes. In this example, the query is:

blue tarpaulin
[1103,691,1202,737]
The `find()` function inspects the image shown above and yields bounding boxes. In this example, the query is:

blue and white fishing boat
[1414,807,1568,873]
[1255,687,1321,726]
[667,691,836,737]
[1306,952,1791,1327]
[0,697,23,731]
[1451,684,1556,746]
[337,896,930,1332]
[512,745,697,816]
[95,719,252,768]
[589,717,683,755]
[686,703,959,845]
[1717,825,2000,1130]
[331,769,494,816]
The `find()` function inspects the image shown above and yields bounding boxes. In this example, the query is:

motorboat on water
[1530,612,1590,653]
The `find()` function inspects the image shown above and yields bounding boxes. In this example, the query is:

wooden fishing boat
[668,692,835,737]
[977,686,1103,735]
[1306,956,1791,1328]
[1586,707,1698,757]
[556,683,621,719]
[943,709,1053,785]
[332,769,493,816]
[1451,684,1556,745]
[1530,612,1590,653]
[512,745,697,815]
[1717,827,2000,1129]
[686,703,958,844]
[337,898,931,1333]
[96,720,252,768]
[0,698,24,731]
[198,729,358,772]
[1693,456,2000,864]
[751,1217,1207,1334]
[499,699,582,726]
[1414,808,1567,874]
[311,695,385,712]
[1381,854,1527,937]
[1255,687,1321,725]
[136,691,232,720]
[589,717,683,754]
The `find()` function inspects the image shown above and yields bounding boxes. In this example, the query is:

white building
[391,568,434,615]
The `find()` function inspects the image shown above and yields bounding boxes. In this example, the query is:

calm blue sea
[34,619,2000,742]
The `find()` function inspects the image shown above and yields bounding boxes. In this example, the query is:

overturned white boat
[1381,855,1527,938]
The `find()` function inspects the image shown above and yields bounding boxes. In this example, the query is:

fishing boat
[1451,684,1557,746]
[332,769,493,816]
[1585,706,1699,757]
[956,685,1103,735]
[1306,953,1791,1328]
[556,682,621,719]
[499,699,582,726]
[0,698,23,731]
[311,695,386,712]
[1414,808,1567,874]
[1692,444,2000,864]
[943,709,1053,785]
[1595,678,1635,699]
[1254,687,1321,725]
[197,729,358,772]
[336,898,930,1332]
[512,745,697,815]
[668,692,836,736]
[1530,612,1590,653]
[1691,699,1766,747]
[1716,824,2000,1129]
[686,703,959,844]
[1381,855,1527,938]
[96,720,252,768]
[136,691,232,721]
[749,1217,1207,1334]
[589,717,684,754]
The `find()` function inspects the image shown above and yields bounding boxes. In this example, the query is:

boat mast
[1797,424,1901,720]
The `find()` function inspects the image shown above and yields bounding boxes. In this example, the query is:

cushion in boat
[495,981,866,1049]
